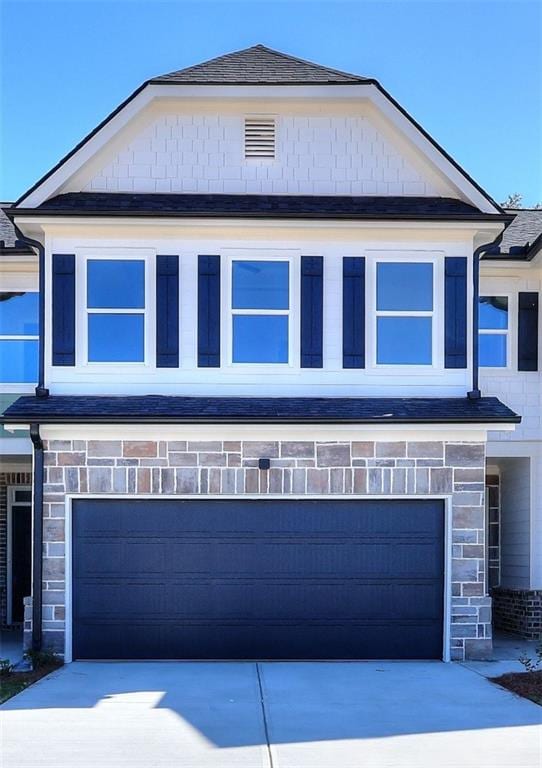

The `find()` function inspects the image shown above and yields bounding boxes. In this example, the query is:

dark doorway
[9,487,32,624]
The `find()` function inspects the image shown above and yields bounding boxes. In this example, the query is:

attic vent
[244,117,276,158]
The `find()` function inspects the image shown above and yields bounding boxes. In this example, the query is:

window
[231,260,289,363]
[479,296,508,367]
[86,260,145,363]
[244,117,276,158]
[375,262,434,365]
[0,292,38,383]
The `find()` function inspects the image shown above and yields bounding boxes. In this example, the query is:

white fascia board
[11,215,505,235]
[15,81,500,214]
[36,423,512,443]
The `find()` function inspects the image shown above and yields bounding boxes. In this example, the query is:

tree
[500,193,542,209]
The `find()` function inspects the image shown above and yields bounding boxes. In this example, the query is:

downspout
[14,228,49,398]
[467,231,505,400]
[29,424,43,652]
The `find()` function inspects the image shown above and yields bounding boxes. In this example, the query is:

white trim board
[62,492,453,663]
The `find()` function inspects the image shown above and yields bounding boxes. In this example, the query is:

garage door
[72,498,444,660]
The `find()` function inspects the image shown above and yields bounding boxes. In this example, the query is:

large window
[376,262,433,365]
[479,296,508,367]
[0,292,38,383]
[86,260,145,363]
[231,260,289,363]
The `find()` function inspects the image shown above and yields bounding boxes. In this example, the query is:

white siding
[44,228,474,397]
[82,113,441,197]
[497,457,531,589]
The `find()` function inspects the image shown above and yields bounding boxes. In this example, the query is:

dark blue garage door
[72,498,444,660]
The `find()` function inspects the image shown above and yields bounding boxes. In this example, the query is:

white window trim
[221,249,299,371]
[76,249,155,371]
[478,292,512,372]
[0,290,39,387]
[367,252,444,372]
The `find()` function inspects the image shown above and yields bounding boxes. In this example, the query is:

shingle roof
[502,209,542,252]
[0,203,33,253]
[12,192,507,221]
[152,44,368,85]
[1,395,520,425]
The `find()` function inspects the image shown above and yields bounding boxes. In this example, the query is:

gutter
[14,228,49,398]
[8,208,513,223]
[468,231,506,399]
[29,424,43,653]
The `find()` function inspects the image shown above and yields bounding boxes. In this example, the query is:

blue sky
[1,0,541,205]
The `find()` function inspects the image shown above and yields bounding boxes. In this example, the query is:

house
[1,45,538,663]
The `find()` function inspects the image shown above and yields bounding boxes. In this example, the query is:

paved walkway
[2,661,541,767]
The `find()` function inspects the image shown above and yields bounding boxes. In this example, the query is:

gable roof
[152,44,369,85]
[483,209,542,260]
[10,45,503,215]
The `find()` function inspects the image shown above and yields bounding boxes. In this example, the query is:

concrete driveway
[1,661,541,768]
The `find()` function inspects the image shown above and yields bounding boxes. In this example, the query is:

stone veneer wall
[492,588,542,640]
[0,471,32,627]
[35,437,489,661]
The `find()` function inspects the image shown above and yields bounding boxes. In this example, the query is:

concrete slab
[1,662,271,768]
[259,662,542,768]
[1,661,541,768]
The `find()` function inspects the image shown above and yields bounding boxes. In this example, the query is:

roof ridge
[152,43,368,84]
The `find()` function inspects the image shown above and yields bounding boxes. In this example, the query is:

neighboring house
[0,207,36,631]
[2,45,538,663]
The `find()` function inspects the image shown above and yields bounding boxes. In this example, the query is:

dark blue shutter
[156,255,179,368]
[518,292,538,371]
[342,257,365,368]
[198,255,220,367]
[52,253,75,366]
[301,256,323,368]
[444,257,467,368]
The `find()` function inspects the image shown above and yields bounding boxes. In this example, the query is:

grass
[0,660,63,705]
[492,670,542,706]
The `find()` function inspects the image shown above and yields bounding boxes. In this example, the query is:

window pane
[377,317,432,364]
[0,340,38,382]
[479,296,508,330]
[232,261,289,309]
[0,293,38,335]
[87,260,145,309]
[233,315,288,363]
[479,333,507,367]
[15,490,32,503]
[88,314,144,362]
[377,263,433,311]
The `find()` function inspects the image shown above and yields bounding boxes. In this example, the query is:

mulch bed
[492,670,542,706]
[0,662,63,705]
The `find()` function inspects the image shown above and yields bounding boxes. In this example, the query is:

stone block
[430,467,453,494]
[307,469,328,494]
[317,444,351,467]
[375,441,406,458]
[452,558,478,581]
[352,442,374,458]
[87,441,122,457]
[187,441,222,452]
[445,444,485,467]
[88,467,112,493]
[137,468,151,494]
[407,441,443,458]
[453,506,484,529]
[123,441,157,458]
[168,452,198,466]
[176,469,198,494]
[57,452,86,466]
[464,639,492,660]
[199,453,227,467]
[242,442,279,458]
[281,441,315,458]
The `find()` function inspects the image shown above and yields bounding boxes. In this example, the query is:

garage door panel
[72,498,444,660]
